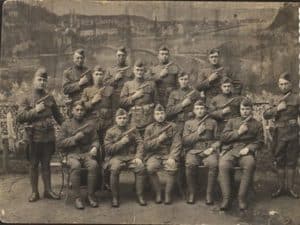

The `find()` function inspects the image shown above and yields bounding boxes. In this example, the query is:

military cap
[74,48,85,56]
[116,108,127,116]
[34,67,48,79]
[279,72,291,82]
[72,100,86,109]
[154,104,165,112]
[220,76,232,84]
[209,48,220,55]
[117,46,127,55]
[134,59,145,68]
[93,65,105,73]
[194,99,207,108]
[159,45,169,52]
[240,97,253,108]
[178,71,189,78]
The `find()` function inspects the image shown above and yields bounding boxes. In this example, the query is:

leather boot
[206,167,217,205]
[149,173,162,204]
[110,172,120,207]
[272,168,286,198]
[286,168,299,199]
[29,168,40,202]
[219,167,231,211]
[165,173,176,205]
[42,170,60,200]
[185,167,196,204]
[136,175,147,206]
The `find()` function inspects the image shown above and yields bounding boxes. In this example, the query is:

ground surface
[0,171,300,225]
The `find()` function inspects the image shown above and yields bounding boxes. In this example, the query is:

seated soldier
[57,101,100,210]
[104,108,146,208]
[183,100,220,205]
[218,98,264,211]
[144,104,182,205]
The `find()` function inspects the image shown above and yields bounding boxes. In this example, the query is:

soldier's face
[33,76,47,90]
[72,105,86,120]
[133,66,145,79]
[92,71,104,85]
[208,53,219,65]
[158,50,169,64]
[221,83,232,94]
[278,78,291,93]
[178,75,189,88]
[116,52,126,65]
[116,115,128,127]
[240,105,252,118]
[193,105,207,118]
[154,111,166,123]
[73,53,85,67]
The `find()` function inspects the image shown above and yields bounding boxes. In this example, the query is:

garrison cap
[194,99,207,108]
[117,46,127,55]
[178,71,189,78]
[34,67,48,79]
[154,104,165,112]
[241,97,253,108]
[209,48,220,55]
[93,65,105,73]
[220,76,233,84]
[279,72,291,82]
[116,108,127,116]
[159,45,169,52]
[74,48,85,56]
[72,100,86,109]
[134,59,146,68]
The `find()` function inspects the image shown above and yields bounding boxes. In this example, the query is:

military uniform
[144,120,182,204]
[150,62,180,106]
[104,117,146,207]
[105,64,133,113]
[57,117,100,208]
[219,116,263,210]
[183,116,219,204]
[195,65,241,100]
[263,89,300,198]
[16,70,64,202]
[120,79,159,133]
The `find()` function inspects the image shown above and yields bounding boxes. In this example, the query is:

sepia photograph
[0,1,299,224]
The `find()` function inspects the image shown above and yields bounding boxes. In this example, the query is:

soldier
[81,65,113,144]
[210,76,243,135]
[183,100,220,205]
[195,48,242,100]
[104,108,146,207]
[104,47,133,114]
[166,72,202,133]
[219,98,264,211]
[120,60,159,136]
[263,72,300,199]
[16,67,64,202]
[63,49,92,115]
[149,46,181,106]
[57,101,100,209]
[144,104,182,204]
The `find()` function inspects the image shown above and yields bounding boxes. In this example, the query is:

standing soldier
[149,46,181,107]
[219,98,264,211]
[16,67,64,202]
[63,49,92,115]
[57,101,100,209]
[263,72,300,199]
[183,100,220,205]
[104,108,146,207]
[105,47,133,114]
[166,72,202,133]
[209,77,243,135]
[144,104,182,204]
[195,48,242,100]
[120,60,159,136]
